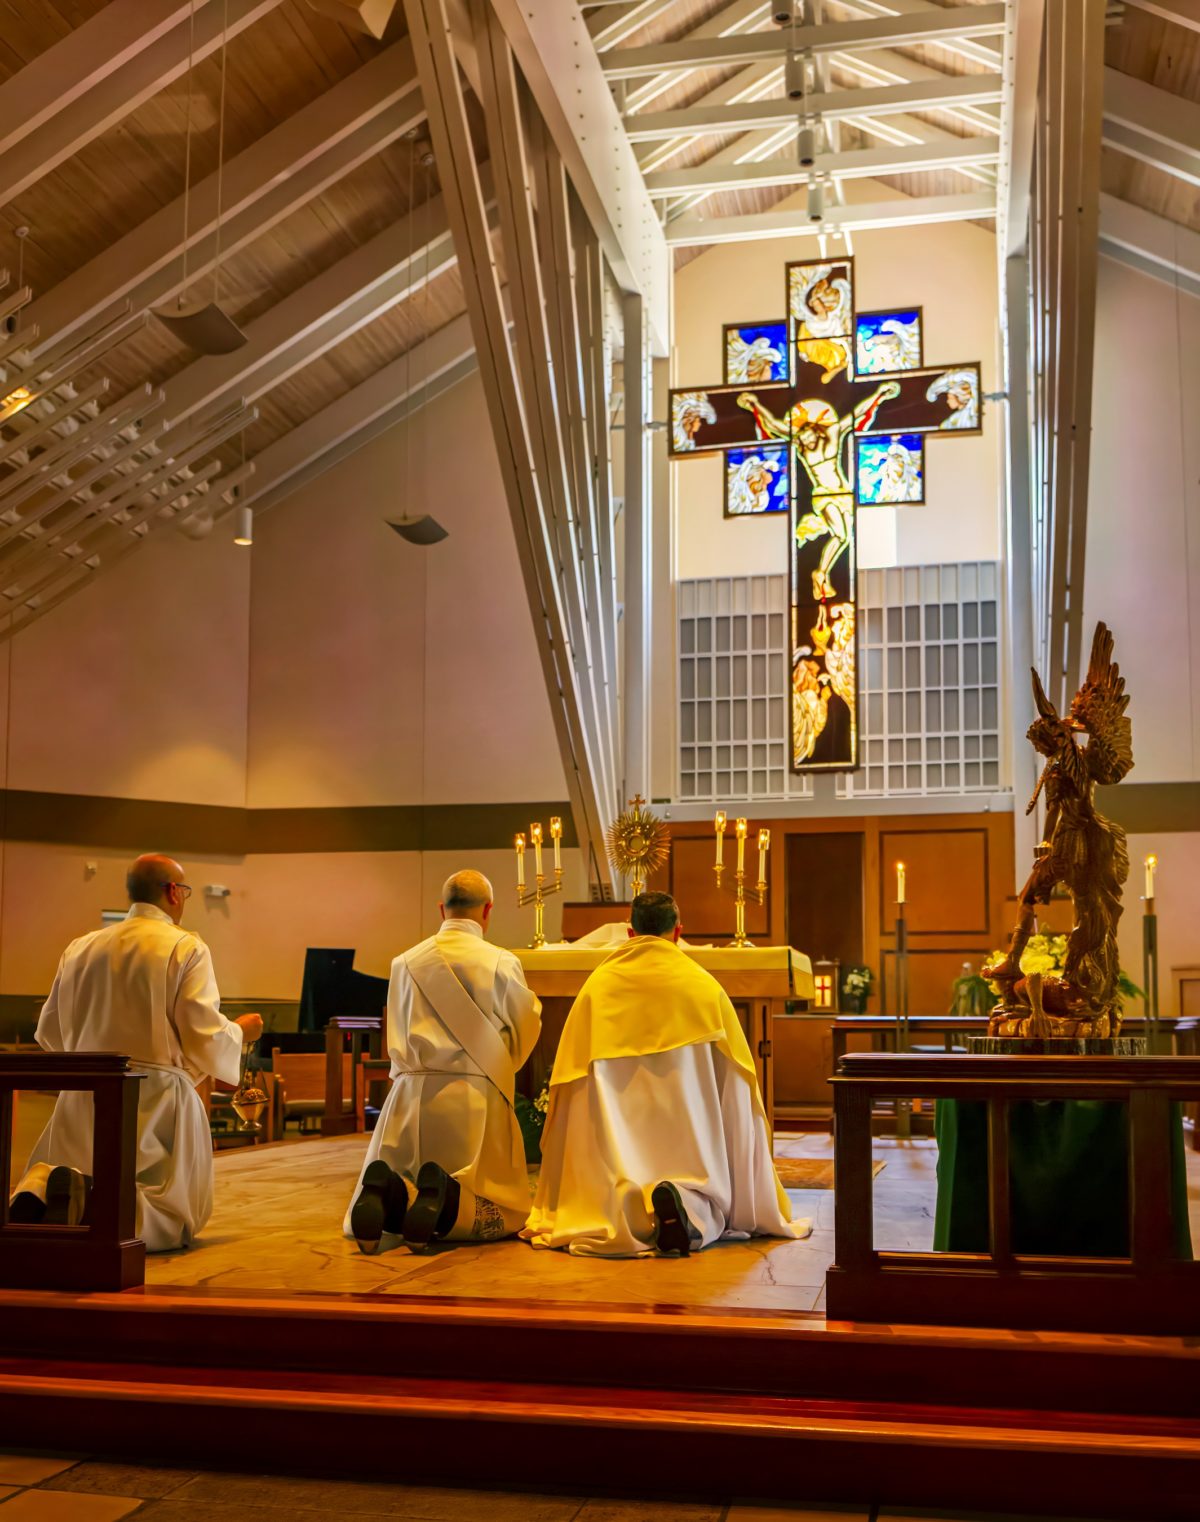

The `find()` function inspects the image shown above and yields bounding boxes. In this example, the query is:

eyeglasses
[162,882,192,900]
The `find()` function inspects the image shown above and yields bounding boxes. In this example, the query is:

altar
[516,944,814,1120]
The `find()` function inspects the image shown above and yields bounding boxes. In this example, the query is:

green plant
[841,964,874,1013]
[979,933,1144,1005]
[515,1082,550,1164]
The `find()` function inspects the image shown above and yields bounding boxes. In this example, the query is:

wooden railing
[829,1052,1200,1335]
[322,1016,383,1137]
[0,1053,144,1291]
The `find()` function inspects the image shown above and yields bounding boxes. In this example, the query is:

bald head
[127,854,189,924]
[440,869,494,929]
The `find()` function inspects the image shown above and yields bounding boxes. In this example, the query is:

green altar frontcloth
[933,1100,1193,1258]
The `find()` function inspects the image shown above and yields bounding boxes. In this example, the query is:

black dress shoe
[43,1167,89,1226]
[651,1181,702,1257]
[402,1161,460,1249]
[8,1190,46,1224]
[350,1160,408,1255]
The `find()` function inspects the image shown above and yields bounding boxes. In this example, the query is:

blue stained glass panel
[724,322,788,384]
[855,309,922,375]
[725,445,789,515]
[856,433,924,505]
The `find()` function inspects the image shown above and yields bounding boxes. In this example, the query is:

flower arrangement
[949,933,1144,1015]
[841,965,874,1014]
[515,1081,551,1164]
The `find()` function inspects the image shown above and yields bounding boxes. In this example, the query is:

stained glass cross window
[670,255,982,773]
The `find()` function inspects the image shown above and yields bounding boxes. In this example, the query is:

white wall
[671,181,1003,583]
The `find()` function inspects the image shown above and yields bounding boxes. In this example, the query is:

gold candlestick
[713,808,767,948]
[518,818,564,948]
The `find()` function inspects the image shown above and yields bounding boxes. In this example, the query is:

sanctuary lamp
[515,818,564,949]
[713,813,769,948]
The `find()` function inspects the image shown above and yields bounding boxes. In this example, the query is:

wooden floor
[140,1130,945,1310]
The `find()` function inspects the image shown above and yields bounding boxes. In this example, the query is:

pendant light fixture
[153,0,247,355]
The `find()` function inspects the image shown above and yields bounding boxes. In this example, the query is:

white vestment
[526,1044,803,1257]
[17,903,242,1252]
[343,919,541,1243]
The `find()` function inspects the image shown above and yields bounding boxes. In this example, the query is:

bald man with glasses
[10,854,261,1249]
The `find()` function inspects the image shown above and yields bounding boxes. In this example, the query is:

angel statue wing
[1069,622,1134,786]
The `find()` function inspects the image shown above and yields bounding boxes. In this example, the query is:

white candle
[757,828,770,888]
[550,816,562,871]
[532,822,544,878]
[515,833,525,889]
[736,817,748,873]
[896,860,906,906]
[715,810,726,867]
[1145,854,1157,902]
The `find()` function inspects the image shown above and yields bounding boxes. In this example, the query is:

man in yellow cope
[524,891,807,1257]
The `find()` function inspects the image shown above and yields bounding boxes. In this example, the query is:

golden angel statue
[985,622,1133,1039]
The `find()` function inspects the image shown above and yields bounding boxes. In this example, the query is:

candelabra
[713,812,769,948]
[515,818,564,949]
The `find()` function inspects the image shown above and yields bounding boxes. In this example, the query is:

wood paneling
[667,832,770,942]
[786,830,864,970]
[879,827,989,936]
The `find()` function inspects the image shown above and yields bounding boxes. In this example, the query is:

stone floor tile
[171,1474,581,1520]
[0,1491,142,1521]
[43,1462,194,1500]
[726,1506,871,1521]
[0,1459,78,1485]
[575,1501,724,1521]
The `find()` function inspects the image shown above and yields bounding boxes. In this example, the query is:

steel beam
[1103,69,1200,189]
[1098,192,1200,299]
[0,0,285,210]
[1122,0,1200,29]
[25,41,424,360]
[664,191,996,246]
[623,76,1005,142]
[644,138,1000,197]
[603,5,1006,79]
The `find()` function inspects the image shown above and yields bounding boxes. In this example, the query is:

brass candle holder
[515,817,564,949]
[713,812,769,948]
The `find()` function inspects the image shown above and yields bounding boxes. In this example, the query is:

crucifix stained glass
[670,256,983,773]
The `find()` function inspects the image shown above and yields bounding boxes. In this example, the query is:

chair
[271,1050,361,1134]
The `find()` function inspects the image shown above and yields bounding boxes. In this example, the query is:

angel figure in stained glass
[790,264,853,383]
[926,368,979,430]
[813,602,857,763]
[672,392,717,452]
[727,331,785,384]
[985,623,1134,1038]
[859,438,922,504]
[727,451,785,515]
[792,652,831,765]
[736,380,900,600]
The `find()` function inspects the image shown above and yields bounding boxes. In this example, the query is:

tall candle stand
[1142,853,1162,1053]
[515,818,564,949]
[712,813,769,948]
[893,862,911,1138]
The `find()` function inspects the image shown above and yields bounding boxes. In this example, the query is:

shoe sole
[8,1191,46,1224]
[350,1160,394,1255]
[651,1182,699,1257]
[44,1167,87,1227]
[403,1162,454,1248]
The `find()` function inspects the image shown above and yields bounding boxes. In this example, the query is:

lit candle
[715,810,726,867]
[1145,853,1157,902]
[515,832,525,889]
[550,816,562,872]
[757,828,770,888]
[736,817,748,873]
[532,821,544,878]
[896,860,906,905]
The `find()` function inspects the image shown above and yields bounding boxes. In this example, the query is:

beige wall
[671,181,1003,583]
[0,370,574,998]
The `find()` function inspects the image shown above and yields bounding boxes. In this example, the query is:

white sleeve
[172,941,243,1086]
[35,953,67,1052]
[494,953,542,1072]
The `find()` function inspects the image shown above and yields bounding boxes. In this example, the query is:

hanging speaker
[807,180,824,224]
[153,299,247,356]
[797,123,816,169]
[388,515,448,546]
[785,51,805,101]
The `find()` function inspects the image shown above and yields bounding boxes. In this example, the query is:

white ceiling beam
[996,0,1045,263]
[587,0,679,51]
[664,190,996,246]
[158,198,457,436]
[483,0,669,354]
[24,42,423,360]
[644,137,1000,197]
[238,311,481,514]
[0,0,285,210]
[1098,191,1200,300]
[604,5,1006,80]
[830,0,1003,71]
[1103,68,1200,188]
[623,0,768,115]
[623,76,1005,142]
[1121,0,1200,29]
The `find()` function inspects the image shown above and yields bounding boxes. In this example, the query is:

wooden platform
[1,1133,1198,1518]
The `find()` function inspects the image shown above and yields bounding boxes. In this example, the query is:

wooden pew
[272,1048,362,1135]
[829,1050,1200,1335]
[0,1052,143,1291]
[321,1017,384,1136]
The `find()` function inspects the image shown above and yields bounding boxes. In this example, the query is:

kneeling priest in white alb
[345,869,541,1253]
[10,855,261,1250]
[524,891,807,1257]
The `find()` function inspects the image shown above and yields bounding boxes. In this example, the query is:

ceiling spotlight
[772,4,795,24]
[807,179,824,224]
[797,123,816,169]
[785,51,805,101]
[233,506,253,546]
[387,515,448,546]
